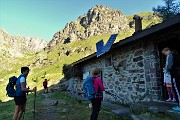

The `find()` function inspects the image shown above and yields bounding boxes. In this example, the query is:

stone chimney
[133,15,142,33]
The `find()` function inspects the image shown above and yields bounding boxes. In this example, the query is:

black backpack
[170,53,180,79]
[6,76,18,97]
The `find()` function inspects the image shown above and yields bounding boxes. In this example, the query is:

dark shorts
[43,85,48,89]
[14,96,27,105]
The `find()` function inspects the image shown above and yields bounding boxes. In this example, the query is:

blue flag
[96,34,118,57]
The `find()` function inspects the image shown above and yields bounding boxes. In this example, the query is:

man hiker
[13,67,37,120]
[43,79,48,93]
[171,50,180,111]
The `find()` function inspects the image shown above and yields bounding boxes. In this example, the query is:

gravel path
[36,93,64,120]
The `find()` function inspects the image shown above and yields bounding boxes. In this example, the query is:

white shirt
[19,76,28,89]
[164,72,172,83]
[20,77,25,83]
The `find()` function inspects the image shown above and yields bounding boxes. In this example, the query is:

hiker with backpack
[43,79,48,93]
[12,67,37,120]
[170,50,180,111]
[83,68,105,120]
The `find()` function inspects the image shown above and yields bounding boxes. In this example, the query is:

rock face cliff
[48,5,128,48]
[0,29,48,57]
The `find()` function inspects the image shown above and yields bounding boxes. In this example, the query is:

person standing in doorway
[170,50,180,111]
[13,67,37,120]
[162,47,176,102]
[90,68,105,120]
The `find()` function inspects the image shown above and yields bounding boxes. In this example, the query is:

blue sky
[0,0,163,41]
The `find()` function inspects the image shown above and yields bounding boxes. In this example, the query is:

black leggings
[90,99,101,120]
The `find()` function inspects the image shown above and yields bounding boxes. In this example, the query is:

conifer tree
[153,0,180,20]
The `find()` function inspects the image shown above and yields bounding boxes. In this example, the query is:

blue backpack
[6,76,18,97]
[83,77,96,100]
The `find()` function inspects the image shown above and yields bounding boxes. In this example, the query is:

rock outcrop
[0,29,48,57]
[48,5,128,48]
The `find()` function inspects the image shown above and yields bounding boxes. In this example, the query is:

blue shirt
[16,74,26,96]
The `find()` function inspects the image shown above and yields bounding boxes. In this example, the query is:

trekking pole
[22,112,25,120]
[34,87,37,120]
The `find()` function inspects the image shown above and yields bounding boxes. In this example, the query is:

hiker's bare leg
[12,105,20,120]
[17,105,25,120]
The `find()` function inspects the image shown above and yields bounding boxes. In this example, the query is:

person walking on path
[43,79,48,93]
[90,68,105,120]
[13,67,37,120]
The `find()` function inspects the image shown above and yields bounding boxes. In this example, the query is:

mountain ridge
[47,5,129,48]
[0,29,48,56]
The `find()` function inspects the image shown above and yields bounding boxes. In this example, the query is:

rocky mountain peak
[47,5,128,48]
[80,5,124,27]
[0,29,8,36]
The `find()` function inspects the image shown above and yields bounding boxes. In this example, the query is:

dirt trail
[34,91,178,120]
[35,93,66,120]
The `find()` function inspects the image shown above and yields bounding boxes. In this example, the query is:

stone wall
[143,41,162,101]
[71,39,162,103]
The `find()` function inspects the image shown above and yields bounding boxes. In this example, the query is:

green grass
[49,91,127,120]
[131,108,174,120]
[0,89,176,120]
[0,91,44,120]
[0,90,127,120]
[0,100,14,120]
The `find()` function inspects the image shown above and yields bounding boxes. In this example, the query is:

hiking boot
[166,98,171,102]
[172,106,180,111]
[171,98,176,102]
[172,106,179,109]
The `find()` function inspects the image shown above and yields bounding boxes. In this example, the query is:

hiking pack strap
[91,77,95,84]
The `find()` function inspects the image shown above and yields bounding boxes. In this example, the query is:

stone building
[71,15,180,103]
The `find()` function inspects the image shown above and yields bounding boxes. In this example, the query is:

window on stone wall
[105,57,112,67]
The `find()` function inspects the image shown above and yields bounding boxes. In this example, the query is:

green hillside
[0,34,126,101]
[0,12,161,102]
